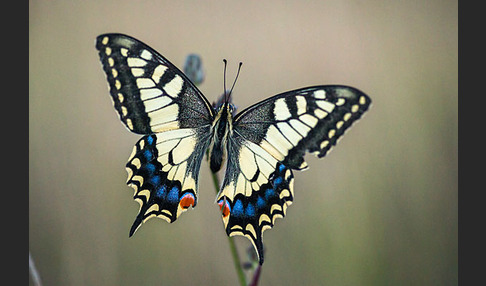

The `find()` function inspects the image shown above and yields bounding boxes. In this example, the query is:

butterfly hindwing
[217,136,294,264]
[127,129,211,235]
[96,33,214,134]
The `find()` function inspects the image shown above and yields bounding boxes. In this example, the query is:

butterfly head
[213,92,237,116]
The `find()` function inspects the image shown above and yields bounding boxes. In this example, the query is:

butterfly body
[208,101,234,173]
[96,33,371,264]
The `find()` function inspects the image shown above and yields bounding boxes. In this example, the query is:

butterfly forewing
[96,34,215,235]
[233,86,371,169]
[96,33,214,134]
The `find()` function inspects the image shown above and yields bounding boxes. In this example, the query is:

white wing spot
[117,93,124,103]
[144,204,159,216]
[336,120,344,129]
[314,108,328,119]
[140,49,153,61]
[115,79,122,90]
[140,88,163,101]
[121,106,128,116]
[295,96,307,115]
[316,100,335,113]
[259,214,271,225]
[127,57,147,67]
[171,138,197,165]
[101,36,109,45]
[279,189,291,200]
[163,75,184,98]
[276,122,302,146]
[264,125,292,156]
[239,145,258,180]
[136,78,155,89]
[314,89,326,99]
[274,98,291,121]
[126,118,134,130]
[320,140,329,149]
[131,68,145,77]
[105,47,112,56]
[328,129,336,138]
[351,104,359,113]
[289,119,311,137]
[299,114,318,127]
[359,96,367,105]
[245,224,257,238]
[152,65,168,84]
[143,96,172,112]
[298,161,308,170]
[148,103,179,126]
[120,48,129,57]
[336,98,346,106]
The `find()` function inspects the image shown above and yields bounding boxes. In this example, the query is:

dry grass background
[30,1,457,285]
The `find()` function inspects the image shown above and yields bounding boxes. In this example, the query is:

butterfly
[96,33,371,265]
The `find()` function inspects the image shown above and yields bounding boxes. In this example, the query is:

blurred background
[30,1,457,285]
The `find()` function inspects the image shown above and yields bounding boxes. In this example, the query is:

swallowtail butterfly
[96,33,371,264]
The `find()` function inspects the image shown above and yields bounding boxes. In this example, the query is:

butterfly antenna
[227,62,243,102]
[223,59,228,103]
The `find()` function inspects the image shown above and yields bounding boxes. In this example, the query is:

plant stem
[211,172,247,286]
[248,264,262,286]
[29,251,42,286]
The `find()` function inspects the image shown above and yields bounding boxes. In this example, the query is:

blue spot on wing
[278,164,286,172]
[245,203,256,217]
[265,188,275,200]
[149,175,161,186]
[273,176,283,187]
[156,185,167,198]
[143,150,152,160]
[167,186,179,203]
[233,200,244,217]
[256,197,266,209]
[147,135,154,145]
[145,163,156,173]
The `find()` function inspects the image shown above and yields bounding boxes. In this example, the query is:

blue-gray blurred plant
[183,54,205,86]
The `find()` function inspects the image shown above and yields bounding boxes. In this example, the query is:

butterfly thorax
[208,102,234,173]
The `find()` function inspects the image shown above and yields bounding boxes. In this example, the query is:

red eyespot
[218,199,231,218]
[179,193,195,209]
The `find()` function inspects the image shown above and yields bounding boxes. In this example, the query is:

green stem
[211,172,247,286]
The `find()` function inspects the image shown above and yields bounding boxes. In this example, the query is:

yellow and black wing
[96,34,214,235]
[217,86,371,264]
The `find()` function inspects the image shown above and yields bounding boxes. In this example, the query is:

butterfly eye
[228,103,237,115]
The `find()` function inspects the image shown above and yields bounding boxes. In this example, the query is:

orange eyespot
[179,194,195,209]
[218,200,231,218]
